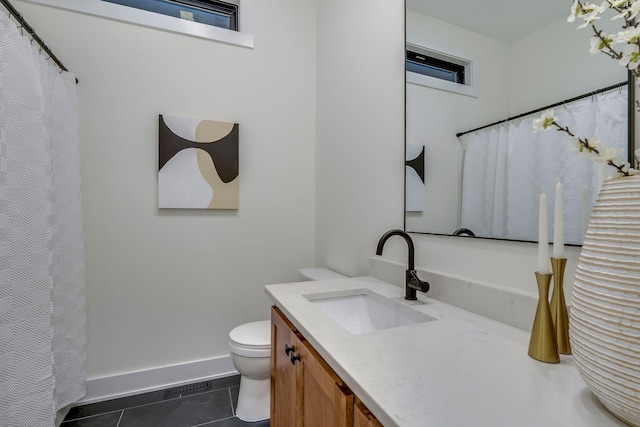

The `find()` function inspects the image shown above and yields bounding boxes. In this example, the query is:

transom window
[406,49,465,84]
[405,42,477,98]
[101,0,238,31]
[22,0,254,48]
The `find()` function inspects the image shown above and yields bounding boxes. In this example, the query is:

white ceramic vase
[570,175,640,427]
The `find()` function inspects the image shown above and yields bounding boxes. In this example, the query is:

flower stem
[591,26,623,60]
[551,122,631,176]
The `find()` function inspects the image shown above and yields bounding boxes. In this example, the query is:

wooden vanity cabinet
[271,306,357,427]
[271,306,299,426]
[354,399,384,427]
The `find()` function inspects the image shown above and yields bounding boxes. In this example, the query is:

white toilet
[228,268,346,422]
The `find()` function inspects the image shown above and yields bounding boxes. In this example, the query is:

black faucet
[452,227,476,237]
[375,229,429,300]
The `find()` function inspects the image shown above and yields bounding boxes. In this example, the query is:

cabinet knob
[285,344,295,355]
[290,352,301,365]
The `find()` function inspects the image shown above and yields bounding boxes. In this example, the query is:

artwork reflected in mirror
[406,144,426,212]
[404,1,631,245]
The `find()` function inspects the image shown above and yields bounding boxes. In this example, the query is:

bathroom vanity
[271,306,381,426]
[266,276,628,427]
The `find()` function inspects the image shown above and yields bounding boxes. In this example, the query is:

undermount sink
[304,289,435,335]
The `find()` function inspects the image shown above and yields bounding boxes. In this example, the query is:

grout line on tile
[89,388,224,415]
[115,410,124,427]
[191,415,238,427]
[62,410,122,423]
[228,387,235,416]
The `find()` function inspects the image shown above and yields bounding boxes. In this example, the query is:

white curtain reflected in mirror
[404,3,631,244]
[458,88,627,244]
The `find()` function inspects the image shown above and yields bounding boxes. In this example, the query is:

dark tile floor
[62,375,269,427]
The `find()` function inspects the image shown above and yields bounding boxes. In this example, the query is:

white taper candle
[553,178,565,258]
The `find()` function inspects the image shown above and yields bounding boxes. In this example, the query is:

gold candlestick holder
[528,272,559,363]
[550,257,571,355]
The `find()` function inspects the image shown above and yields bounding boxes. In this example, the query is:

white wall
[16,0,317,380]
[509,16,627,114]
[315,0,405,276]
[405,10,510,234]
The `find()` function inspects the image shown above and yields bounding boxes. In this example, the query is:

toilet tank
[298,268,346,281]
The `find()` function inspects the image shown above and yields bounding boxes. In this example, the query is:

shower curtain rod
[456,80,628,138]
[0,0,77,83]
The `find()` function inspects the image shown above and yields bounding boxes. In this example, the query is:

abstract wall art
[405,144,425,212]
[159,115,239,209]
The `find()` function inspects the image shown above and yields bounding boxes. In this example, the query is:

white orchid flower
[570,138,583,153]
[619,43,640,70]
[590,35,613,53]
[615,27,640,43]
[587,137,604,148]
[577,14,601,28]
[532,110,557,133]
[568,0,581,22]
[609,0,630,6]
[601,147,622,162]
[569,1,607,26]
[580,1,606,16]
[611,1,640,20]
[576,2,608,28]
[626,0,640,19]
[609,0,631,17]
[587,146,621,163]
[572,137,603,154]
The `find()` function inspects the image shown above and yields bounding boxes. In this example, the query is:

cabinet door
[299,339,354,427]
[271,307,302,427]
[354,399,383,427]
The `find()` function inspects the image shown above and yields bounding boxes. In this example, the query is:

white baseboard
[82,355,237,404]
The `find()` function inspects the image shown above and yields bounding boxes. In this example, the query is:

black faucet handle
[408,269,430,293]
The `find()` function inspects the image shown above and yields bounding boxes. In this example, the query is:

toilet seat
[229,320,271,357]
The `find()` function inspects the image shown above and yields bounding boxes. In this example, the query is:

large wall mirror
[404,0,633,245]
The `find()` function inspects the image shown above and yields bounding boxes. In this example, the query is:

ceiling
[406,0,571,44]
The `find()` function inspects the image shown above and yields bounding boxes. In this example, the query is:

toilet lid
[229,320,271,348]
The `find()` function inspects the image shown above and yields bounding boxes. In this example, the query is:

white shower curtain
[459,88,628,244]
[0,11,86,427]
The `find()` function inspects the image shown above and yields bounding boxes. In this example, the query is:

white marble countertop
[265,276,628,427]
